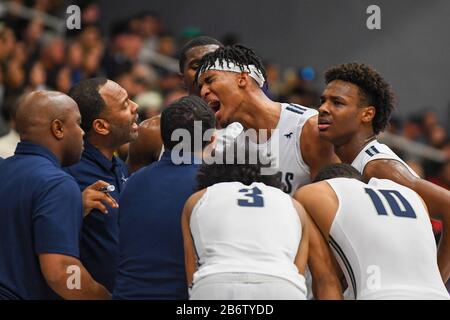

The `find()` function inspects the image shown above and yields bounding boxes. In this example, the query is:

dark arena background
[0,0,449,308]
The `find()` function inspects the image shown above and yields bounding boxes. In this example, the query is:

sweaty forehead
[324,80,361,99]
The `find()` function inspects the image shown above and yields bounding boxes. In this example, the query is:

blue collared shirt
[64,140,128,292]
[113,150,200,299]
[0,141,82,299]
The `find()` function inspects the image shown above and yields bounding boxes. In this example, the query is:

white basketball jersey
[352,140,419,177]
[232,103,317,195]
[190,181,306,293]
[327,177,449,300]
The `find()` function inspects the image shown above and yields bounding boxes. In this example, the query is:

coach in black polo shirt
[65,78,139,291]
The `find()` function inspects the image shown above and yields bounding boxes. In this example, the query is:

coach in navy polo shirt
[0,91,110,299]
[113,95,215,299]
[64,78,138,292]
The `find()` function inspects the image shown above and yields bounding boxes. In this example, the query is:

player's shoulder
[294,180,328,199]
[363,157,407,179]
[184,188,208,213]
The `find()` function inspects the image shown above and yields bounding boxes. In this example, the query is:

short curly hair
[325,63,395,134]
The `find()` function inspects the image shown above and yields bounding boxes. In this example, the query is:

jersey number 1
[365,188,416,219]
[237,187,264,207]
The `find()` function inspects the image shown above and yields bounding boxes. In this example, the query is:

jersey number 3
[365,188,417,219]
[238,187,264,207]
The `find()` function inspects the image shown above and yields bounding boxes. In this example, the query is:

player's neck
[239,93,281,132]
[335,132,377,164]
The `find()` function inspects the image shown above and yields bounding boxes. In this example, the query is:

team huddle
[0,36,449,300]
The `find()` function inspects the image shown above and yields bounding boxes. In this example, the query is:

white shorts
[190,273,306,300]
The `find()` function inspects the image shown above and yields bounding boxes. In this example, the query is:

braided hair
[195,44,267,86]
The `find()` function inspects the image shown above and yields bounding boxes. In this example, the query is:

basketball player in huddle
[182,157,343,300]
[317,63,450,282]
[295,163,449,300]
[196,44,338,195]
[127,36,243,173]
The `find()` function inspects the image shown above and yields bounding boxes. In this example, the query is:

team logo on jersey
[284,132,293,139]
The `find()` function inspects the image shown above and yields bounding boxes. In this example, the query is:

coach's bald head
[16,91,85,166]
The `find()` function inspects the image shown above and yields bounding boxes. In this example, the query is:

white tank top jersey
[352,139,419,178]
[233,103,318,196]
[326,177,449,300]
[190,181,307,294]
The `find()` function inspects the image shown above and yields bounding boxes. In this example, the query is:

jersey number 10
[364,188,417,219]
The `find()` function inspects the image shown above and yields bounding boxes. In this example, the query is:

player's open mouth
[318,118,332,131]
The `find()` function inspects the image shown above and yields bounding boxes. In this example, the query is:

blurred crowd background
[0,0,449,236]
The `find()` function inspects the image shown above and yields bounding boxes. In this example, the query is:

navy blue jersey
[0,142,82,299]
[64,140,128,292]
[113,151,200,299]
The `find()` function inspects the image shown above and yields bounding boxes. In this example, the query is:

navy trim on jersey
[365,146,381,157]
[288,103,308,112]
[329,236,357,299]
[286,104,307,115]
[286,106,305,115]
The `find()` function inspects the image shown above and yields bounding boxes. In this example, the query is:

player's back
[190,181,306,292]
[326,177,449,300]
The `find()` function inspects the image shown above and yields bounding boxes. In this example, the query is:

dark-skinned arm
[181,190,206,288]
[39,253,110,300]
[292,199,343,300]
[306,214,343,300]
[364,159,450,282]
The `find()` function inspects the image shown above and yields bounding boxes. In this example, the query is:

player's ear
[362,106,376,124]
[238,72,248,88]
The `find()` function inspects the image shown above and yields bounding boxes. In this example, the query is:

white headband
[198,59,265,88]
